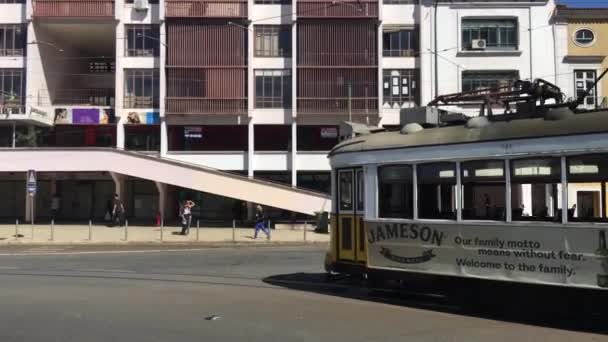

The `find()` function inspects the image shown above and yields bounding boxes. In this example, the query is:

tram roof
[330,110,608,156]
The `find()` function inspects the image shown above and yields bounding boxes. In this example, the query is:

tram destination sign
[365,221,608,290]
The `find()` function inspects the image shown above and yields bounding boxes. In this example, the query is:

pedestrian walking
[112,194,125,227]
[51,193,61,221]
[105,199,113,225]
[253,204,270,240]
[180,200,195,235]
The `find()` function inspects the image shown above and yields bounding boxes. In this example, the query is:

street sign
[26,170,36,196]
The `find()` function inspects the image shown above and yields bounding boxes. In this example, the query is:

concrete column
[159,21,168,157]
[155,181,167,221]
[247,118,254,178]
[291,120,297,187]
[25,188,34,223]
[115,21,125,149]
[110,172,126,200]
[291,22,297,120]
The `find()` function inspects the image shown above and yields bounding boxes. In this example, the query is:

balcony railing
[124,96,157,109]
[166,97,247,114]
[297,97,378,115]
[297,0,378,18]
[33,0,115,17]
[165,0,247,18]
[45,89,115,106]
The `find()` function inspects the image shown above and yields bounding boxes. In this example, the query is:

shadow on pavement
[263,272,608,335]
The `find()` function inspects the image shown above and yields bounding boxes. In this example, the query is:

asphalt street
[0,245,605,342]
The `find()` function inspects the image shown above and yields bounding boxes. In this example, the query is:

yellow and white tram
[325,108,608,292]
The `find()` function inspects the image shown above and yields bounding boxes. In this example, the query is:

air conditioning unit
[471,39,487,50]
[133,0,149,11]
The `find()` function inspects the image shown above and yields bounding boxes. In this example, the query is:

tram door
[337,169,366,263]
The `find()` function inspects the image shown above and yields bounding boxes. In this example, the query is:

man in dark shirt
[112,194,125,227]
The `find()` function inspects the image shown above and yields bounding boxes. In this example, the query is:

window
[511,158,561,222]
[574,28,595,47]
[0,69,24,114]
[339,170,353,211]
[125,125,160,152]
[297,172,330,194]
[124,69,159,108]
[0,0,25,3]
[254,125,290,151]
[168,125,248,151]
[567,154,608,222]
[461,160,505,220]
[297,126,339,151]
[356,169,364,212]
[254,69,291,108]
[125,25,160,57]
[417,163,457,220]
[384,0,418,4]
[0,25,25,57]
[378,165,413,219]
[462,70,518,92]
[574,70,596,109]
[383,69,419,107]
[462,18,518,50]
[254,25,291,57]
[255,0,290,4]
[383,26,418,57]
[125,0,159,3]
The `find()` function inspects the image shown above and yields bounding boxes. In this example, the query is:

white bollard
[160,218,164,242]
[124,220,128,241]
[88,220,92,241]
[14,219,19,240]
[304,221,307,242]
[50,219,54,241]
[232,219,236,242]
[196,219,200,241]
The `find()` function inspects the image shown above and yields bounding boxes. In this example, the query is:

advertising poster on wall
[100,108,116,124]
[72,108,100,124]
[365,220,608,290]
[184,126,203,139]
[54,108,71,124]
[125,111,160,124]
[321,127,338,139]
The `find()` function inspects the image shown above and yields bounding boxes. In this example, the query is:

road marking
[0,266,18,269]
[23,246,67,253]
[78,268,135,273]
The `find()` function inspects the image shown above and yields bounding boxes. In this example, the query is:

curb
[0,241,329,248]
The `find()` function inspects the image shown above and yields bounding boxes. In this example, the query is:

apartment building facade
[553,6,608,109]
[0,0,558,222]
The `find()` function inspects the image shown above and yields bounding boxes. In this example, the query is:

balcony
[165,98,247,115]
[297,0,378,18]
[297,98,378,115]
[39,89,115,106]
[33,0,114,18]
[165,0,247,18]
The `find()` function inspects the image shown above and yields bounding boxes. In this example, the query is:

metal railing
[124,96,157,109]
[33,0,115,17]
[297,0,378,18]
[166,97,247,114]
[41,88,115,106]
[165,0,247,18]
[297,97,378,115]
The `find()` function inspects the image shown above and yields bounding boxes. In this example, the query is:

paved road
[0,245,604,342]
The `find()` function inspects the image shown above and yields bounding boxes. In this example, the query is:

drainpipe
[434,0,439,99]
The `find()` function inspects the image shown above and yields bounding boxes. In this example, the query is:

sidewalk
[0,223,329,245]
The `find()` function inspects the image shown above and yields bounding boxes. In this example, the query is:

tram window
[511,158,561,222]
[461,160,506,220]
[378,165,413,219]
[339,171,354,211]
[417,163,457,220]
[356,170,364,212]
[567,154,608,222]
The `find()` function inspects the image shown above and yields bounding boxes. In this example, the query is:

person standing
[112,194,125,227]
[180,200,195,235]
[253,204,270,240]
[51,193,60,222]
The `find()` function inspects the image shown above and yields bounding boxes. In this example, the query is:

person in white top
[180,200,195,235]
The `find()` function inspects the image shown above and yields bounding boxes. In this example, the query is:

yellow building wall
[568,23,608,98]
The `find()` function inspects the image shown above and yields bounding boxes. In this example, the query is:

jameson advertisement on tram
[365,221,608,289]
